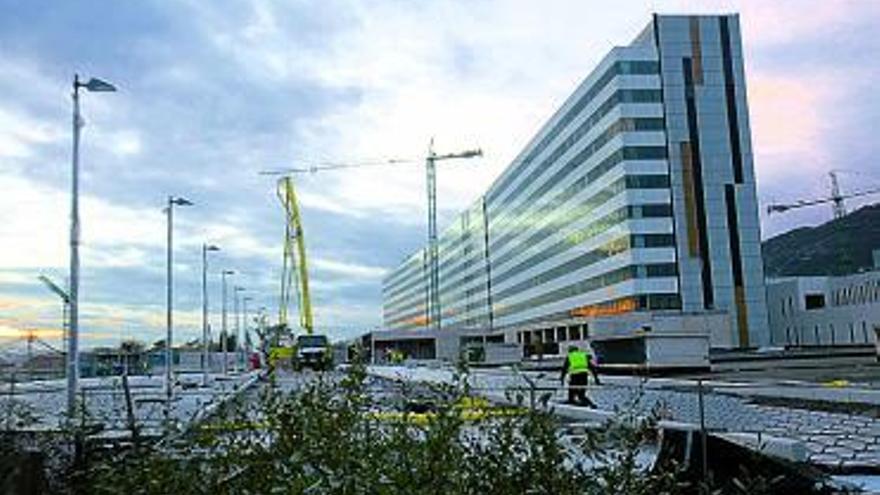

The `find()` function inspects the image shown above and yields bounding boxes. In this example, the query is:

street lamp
[233,286,245,372]
[37,275,70,358]
[201,244,220,385]
[165,195,192,411]
[242,296,253,370]
[221,270,234,374]
[68,74,116,417]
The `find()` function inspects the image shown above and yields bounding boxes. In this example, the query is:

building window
[557,327,567,342]
[568,326,581,341]
[805,294,825,310]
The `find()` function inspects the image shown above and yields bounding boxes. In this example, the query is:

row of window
[384,224,678,321]
[387,131,669,303]
[486,59,659,206]
[493,263,678,320]
[508,294,682,330]
[495,206,630,289]
[783,321,873,346]
[489,173,664,278]
[430,233,676,322]
[440,147,669,284]
[832,278,880,307]
[489,142,668,259]
[388,288,685,332]
[436,115,666,282]
[518,324,590,345]
[386,257,681,328]
[492,236,630,303]
[383,258,421,295]
[488,91,663,226]
[387,170,672,309]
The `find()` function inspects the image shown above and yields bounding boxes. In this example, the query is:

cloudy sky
[1,0,878,350]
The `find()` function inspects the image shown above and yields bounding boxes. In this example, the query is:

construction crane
[766,171,880,218]
[263,142,482,332]
[276,176,314,334]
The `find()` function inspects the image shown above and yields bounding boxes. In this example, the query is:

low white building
[766,272,880,347]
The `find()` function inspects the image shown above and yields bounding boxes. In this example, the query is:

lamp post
[221,270,234,374]
[242,296,252,370]
[68,74,116,417]
[165,195,192,411]
[201,244,220,385]
[233,286,245,372]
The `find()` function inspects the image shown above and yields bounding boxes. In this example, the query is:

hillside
[762,203,880,277]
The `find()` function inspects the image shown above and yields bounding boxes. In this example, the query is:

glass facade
[384,15,769,348]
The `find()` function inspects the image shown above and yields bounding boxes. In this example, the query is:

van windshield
[297,335,328,348]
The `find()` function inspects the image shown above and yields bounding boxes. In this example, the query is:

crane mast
[277,176,314,335]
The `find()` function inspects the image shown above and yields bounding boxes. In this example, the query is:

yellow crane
[263,144,481,333]
[277,176,313,334]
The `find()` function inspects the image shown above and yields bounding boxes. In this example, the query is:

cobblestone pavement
[586,383,880,468]
[371,367,880,469]
[0,372,258,437]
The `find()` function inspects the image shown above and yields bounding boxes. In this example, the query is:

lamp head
[205,244,221,252]
[222,270,235,275]
[83,77,117,92]
[170,196,193,206]
[462,149,483,158]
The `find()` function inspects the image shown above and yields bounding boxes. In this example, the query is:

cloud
[312,257,387,280]
[737,0,880,47]
[1,0,879,346]
[748,72,839,180]
[0,106,65,159]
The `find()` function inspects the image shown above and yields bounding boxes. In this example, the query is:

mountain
[762,203,880,277]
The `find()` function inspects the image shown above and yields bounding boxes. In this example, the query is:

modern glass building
[383,14,769,349]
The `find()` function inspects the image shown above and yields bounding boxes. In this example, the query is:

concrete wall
[767,274,880,347]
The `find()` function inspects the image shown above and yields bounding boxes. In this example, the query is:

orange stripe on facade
[689,17,703,85]
[569,297,637,318]
[735,286,750,347]
[680,142,700,257]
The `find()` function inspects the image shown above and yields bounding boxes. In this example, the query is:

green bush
[81,362,694,495]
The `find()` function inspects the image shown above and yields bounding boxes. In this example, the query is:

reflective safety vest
[568,350,589,375]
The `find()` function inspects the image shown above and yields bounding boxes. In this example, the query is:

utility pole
[242,296,252,370]
[424,140,482,331]
[221,270,234,374]
[68,74,115,417]
[233,287,245,372]
[165,195,192,414]
[201,244,219,385]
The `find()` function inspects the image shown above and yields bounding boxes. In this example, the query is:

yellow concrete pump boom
[277,176,314,334]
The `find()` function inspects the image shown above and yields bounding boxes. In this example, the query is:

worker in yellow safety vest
[560,345,601,407]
